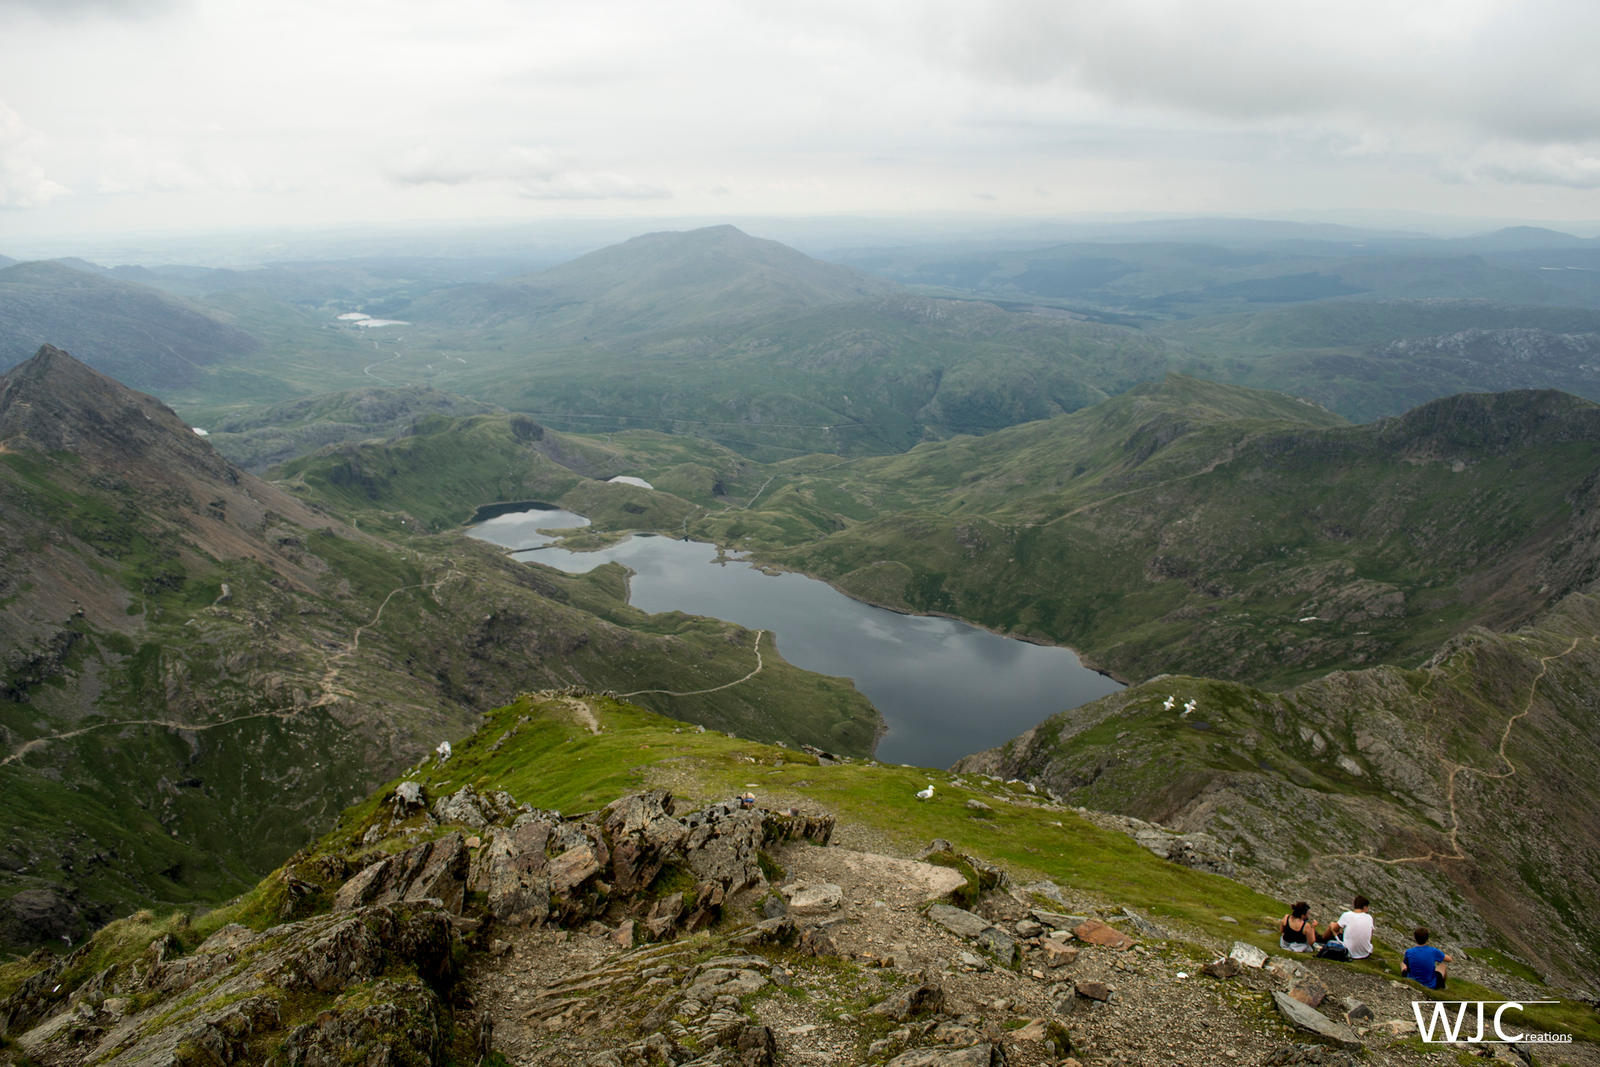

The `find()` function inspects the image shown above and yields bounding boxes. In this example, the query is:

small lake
[469,507,1122,768]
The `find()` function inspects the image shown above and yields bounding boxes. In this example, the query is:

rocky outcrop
[333,831,469,913]
[368,787,840,939]
[8,902,456,1066]
[0,789,840,1065]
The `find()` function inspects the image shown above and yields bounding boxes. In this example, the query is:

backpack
[1317,940,1351,961]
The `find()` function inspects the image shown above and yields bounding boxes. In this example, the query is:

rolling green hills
[682,378,1600,688]
[266,375,1600,695]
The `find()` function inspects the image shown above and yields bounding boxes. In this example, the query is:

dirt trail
[1,565,464,768]
[619,630,767,699]
[560,696,602,734]
[311,564,463,706]
[1313,635,1585,869]
[0,708,302,768]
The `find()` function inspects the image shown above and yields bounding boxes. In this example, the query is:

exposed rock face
[0,789,841,1065]
[604,789,690,894]
[431,784,526,830]
[438,788,835,937]
[333,832,470,914]
[9,903,455,1066]
[0,889,83,949]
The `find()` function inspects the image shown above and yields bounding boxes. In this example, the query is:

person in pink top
[1329,894,1374,959]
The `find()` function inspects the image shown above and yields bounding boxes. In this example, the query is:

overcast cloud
[0,0,1596,243]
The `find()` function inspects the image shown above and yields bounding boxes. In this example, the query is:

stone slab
[1272,991,1362,1049]
[1073,920,1136,950]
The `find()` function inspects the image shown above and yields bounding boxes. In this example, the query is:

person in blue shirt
[1401,927,1451,989]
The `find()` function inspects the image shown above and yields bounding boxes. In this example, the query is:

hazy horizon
[6,208,1599,271]
[4,0,1599,258]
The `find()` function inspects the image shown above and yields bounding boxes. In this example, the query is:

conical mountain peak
[0,344,231,482]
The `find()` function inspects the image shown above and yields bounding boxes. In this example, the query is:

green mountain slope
[957,591,1600,986]
[675,378,1600,687]
[0,348,878,953]
[202,386,500,472]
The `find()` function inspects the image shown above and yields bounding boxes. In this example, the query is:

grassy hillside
[8,689,1592,1064]
[203,386,500,472]
[957,592,1600,987]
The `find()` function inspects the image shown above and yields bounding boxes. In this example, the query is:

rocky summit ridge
[3,692,1594,1066]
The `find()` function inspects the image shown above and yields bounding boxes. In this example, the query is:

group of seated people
[1277,894,1452,988]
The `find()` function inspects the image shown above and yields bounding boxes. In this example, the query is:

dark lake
[469,507,1122,768]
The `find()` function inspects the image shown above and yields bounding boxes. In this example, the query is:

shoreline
[472,516,1130,691]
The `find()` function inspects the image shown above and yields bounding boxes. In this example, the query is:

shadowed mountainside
[0,262,260,393]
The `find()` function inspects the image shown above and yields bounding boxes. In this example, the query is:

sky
[2,0,1599,250]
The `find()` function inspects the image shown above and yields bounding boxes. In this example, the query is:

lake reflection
[471,518,1121,768]
[472,506,591,548]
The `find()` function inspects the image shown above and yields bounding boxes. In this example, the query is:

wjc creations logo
[1412,1000,1571,1044]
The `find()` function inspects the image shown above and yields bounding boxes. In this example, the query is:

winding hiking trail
[0,709,302,769]
[1311,634,1585,870]
[0,565,465,769]
[311,564,464,706]
[619,629,767,699]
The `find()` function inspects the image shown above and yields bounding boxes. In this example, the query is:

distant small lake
[469,507,1122,768]
[469,504,591,548]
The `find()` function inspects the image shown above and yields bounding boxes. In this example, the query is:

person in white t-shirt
[1330,895,1374,959]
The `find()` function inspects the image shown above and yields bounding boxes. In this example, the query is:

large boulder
[603,790,688,894]
[474,814,554,924]
[1272,991,1362,1050]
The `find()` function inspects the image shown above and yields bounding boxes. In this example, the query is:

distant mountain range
[9,223,1600,460]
